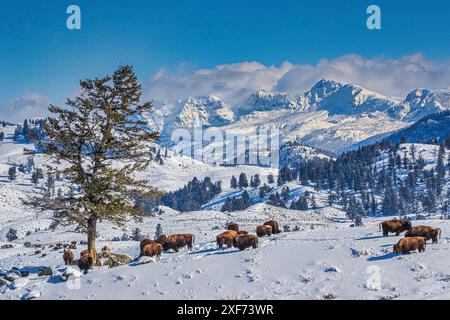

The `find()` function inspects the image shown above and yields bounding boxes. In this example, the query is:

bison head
[402,220,412,231]
[393,244,401,254]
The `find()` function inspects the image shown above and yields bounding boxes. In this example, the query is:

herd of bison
[380,219,442,254]
[60,218,441,274]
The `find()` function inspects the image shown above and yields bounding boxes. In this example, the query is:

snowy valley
[1,113,450,300]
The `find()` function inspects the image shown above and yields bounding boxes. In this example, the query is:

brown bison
[233,234,258,251]
[393,237,427,254]
[237,230,249,235]
[379,219,412,237]
[406,226,442,244]
[216,230,238,249]
[139,238,163,254]
[80,249,99,266]
[264,220,281,234]
[78,255,94,274]
[63,249,74,266]
[233,234,258,250]
[228,222,239,232]
[256,225,273,237]
[161,234,194,252]
[141,243,163,257]
[80,249,89,257]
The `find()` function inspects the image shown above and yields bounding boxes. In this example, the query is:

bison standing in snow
[63,249,74,266]
[228,222,239,232]
[264,220,281,234]
[78,255,94,274]
[393,237,427,254]
[80,249,99,266]
[141,243,163,258]
[216,230,238,248]
[160,234,194,252]
[233,234,258,251]
[139,238,164,255]
[406,226,441,244]
[256,225,272,237]
[379,219,412,237]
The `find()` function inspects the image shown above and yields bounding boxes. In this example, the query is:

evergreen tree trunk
[87,215,98,264]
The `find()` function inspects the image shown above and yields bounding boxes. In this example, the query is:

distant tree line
[162,177,222,212]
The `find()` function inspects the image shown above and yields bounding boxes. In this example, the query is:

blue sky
[1,0,449,120]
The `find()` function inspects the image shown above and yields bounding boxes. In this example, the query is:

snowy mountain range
[151,79,450,153]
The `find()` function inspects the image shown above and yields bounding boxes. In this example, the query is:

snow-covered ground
[1,124,450,300]
[1,210,449,300]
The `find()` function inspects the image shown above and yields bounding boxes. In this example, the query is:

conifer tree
[26,66,160,263]
[238,172,249,189]
[8,166,17,181]
[230,176,237,189]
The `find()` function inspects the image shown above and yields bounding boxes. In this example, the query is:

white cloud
[143,54,450,103]
[4,92,51,122]
[143,61,294,104]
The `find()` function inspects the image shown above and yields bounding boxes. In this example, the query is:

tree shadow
[356,235,384,241]
[367,253,397,261]
[187,247,240,256]
[47,275,63,284]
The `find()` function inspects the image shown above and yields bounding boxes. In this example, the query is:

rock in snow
[10,278,29,289]
[130,256,155,266]
[22,290,42,300]
[60,267,82,282]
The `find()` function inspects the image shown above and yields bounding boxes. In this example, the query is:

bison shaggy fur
[141,243,163,257]
[228,222,239,232]
[233,234,258,251]
[216,230,238,248]
[78,255,94,274]
[393,237,426,254]
[379,219,412,237]
[256,225,272,237]
[161,234,194,252]
[406,226,441,244]
[264,220,281,234]
[63,249,74,266]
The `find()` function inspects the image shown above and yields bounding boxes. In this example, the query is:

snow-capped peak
[295,79,397,115]
[389,88,450,121]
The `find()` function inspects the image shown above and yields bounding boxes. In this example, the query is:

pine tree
[230,176,237,189]
[8,166,17,181]
[238,172,248,189]
[131,227,144,241]
[346,196,364,226]
[281,186,290,202]
[250,174,261,188]
[267,174,275,184]
[382,176,399,216]
[6,228,18,241]
[0,131,4,142]
[155,223,163,239]
[31,169,40,185]
[26,66,160,263]
[310,195,318,210]
[290,195,308,210]
[435,144,446,196]
[258,184,272,198]
[267,192,285,208]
